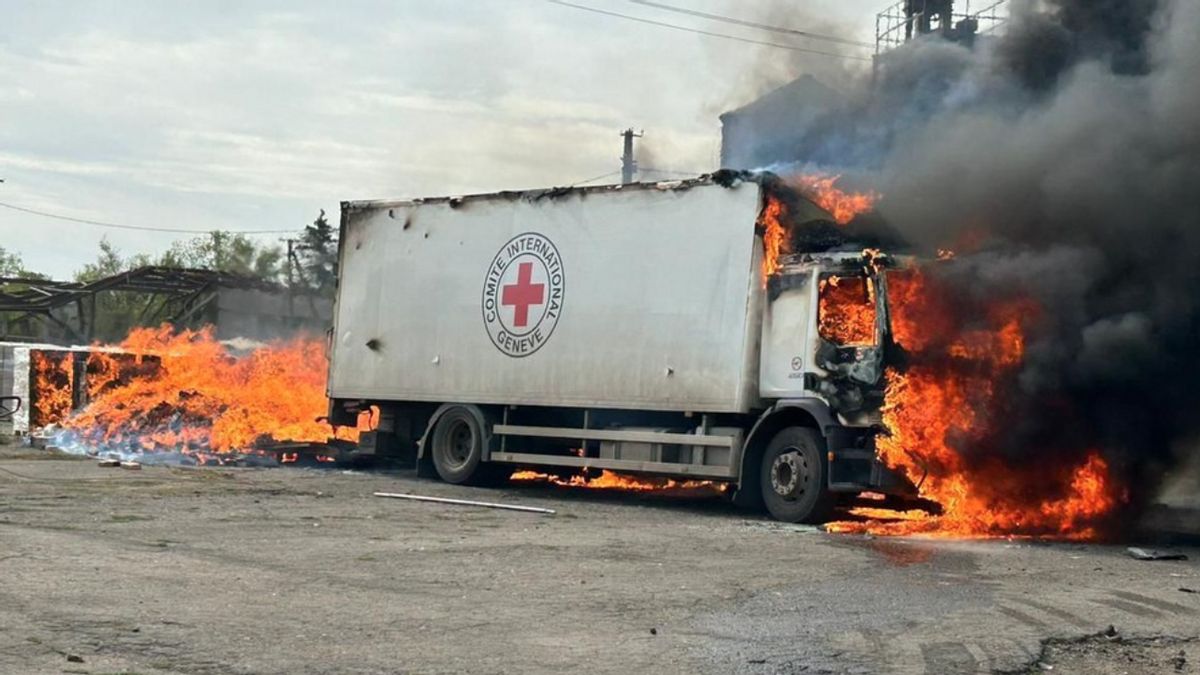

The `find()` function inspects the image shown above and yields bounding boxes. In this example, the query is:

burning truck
[327,171,927,523]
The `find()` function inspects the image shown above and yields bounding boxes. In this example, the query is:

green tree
[0,245,47,280]
[0,246,48,340]
[296,209,337,294]
[74,238,126,282]
[161,232,283,281]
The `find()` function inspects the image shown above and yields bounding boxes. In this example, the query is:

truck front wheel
[430,406,485,484]
[760,427,834,523]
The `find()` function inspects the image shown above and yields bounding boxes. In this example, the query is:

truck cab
[747,250,915,521]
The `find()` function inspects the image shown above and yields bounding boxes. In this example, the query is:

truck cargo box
[331,177,767,414]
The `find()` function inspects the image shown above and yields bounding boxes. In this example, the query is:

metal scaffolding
[0,267,277,343]
[875,0,1009,57]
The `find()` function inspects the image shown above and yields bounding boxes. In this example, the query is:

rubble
[1127,547,1189,561]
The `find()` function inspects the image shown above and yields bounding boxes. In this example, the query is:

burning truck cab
[327,170,917,522]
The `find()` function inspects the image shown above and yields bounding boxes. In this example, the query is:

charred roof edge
[341,170,776,212]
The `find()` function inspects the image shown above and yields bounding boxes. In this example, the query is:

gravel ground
[1,443,1198,674]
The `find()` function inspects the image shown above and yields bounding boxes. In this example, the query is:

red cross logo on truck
[501,262,545,328]
[482,232,565,358]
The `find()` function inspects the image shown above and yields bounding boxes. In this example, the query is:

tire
[760,426,834,523]
[429,407,486,484]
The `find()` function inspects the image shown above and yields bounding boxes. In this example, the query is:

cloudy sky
[0,0,882,278]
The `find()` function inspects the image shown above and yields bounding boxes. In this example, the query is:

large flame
[827,268,1120,539]
[59,326,359,458]
[759,194,788,279]
[818,275,876,345]
[31,351,74,427]
[758,176,878,281]
[793,174,878,225]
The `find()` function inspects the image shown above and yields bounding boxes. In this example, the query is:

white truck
[327,171,914,522]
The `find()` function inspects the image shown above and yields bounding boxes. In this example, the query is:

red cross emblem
[501,261,545,328]
[482,232,564,357]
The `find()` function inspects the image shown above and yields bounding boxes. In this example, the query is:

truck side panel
[330,182,764,413]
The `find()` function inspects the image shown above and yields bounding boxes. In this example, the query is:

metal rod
[373,491,556,515]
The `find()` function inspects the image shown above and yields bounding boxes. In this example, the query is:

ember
[56,325,365,461]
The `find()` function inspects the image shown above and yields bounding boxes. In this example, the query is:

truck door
[758,269,818,399]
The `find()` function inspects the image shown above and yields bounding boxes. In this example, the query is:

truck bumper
[828,448,918,496]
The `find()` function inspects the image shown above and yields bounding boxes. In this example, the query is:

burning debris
[40,326,367,465]
[510,470,721,496]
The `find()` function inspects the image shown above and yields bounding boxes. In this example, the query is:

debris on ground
[1016,633,1196,674]
[1128,547,1189,561]
[373,491,556,515]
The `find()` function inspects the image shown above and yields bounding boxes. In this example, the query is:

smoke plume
[733,0,1200,521]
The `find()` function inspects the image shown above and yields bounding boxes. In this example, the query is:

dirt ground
[1,442,1198,675]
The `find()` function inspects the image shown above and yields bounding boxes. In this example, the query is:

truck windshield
[818,274,877,346]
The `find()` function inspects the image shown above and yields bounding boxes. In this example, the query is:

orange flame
[793,174,878,225]
[759,194,788,279]
[60,325,361,456]
[827,268,1120,539]
[758,176,878,282]
[818,275,876,345]
[511,469,719,494]
[31,351,73,427]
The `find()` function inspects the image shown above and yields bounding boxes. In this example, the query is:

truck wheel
[760,427,834,523]
[429,407,486,484]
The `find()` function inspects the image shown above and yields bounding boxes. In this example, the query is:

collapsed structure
[0,266,330,345]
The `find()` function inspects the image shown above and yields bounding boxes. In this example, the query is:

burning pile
[31,351,74,427]
[54,326,360,463]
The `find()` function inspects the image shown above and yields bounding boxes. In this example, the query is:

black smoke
[735,0,1200,521]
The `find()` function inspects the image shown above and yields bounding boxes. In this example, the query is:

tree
[74,238,126,282]
[0,246,48,340]
[295,209,337,294]
[0,245,47,280]
[161,232,283,282]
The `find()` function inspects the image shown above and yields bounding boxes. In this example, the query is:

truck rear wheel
[760,427,834,523]
[430,406,486,484]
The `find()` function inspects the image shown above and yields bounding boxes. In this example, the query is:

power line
[628,0,874,49]
[0,201,297,235]
[568,170,622,187]
[640,167,707,176]
[545,0,873,62]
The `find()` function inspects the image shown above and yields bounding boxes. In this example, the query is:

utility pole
[282,237,299,315]
[620,128,643,184]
